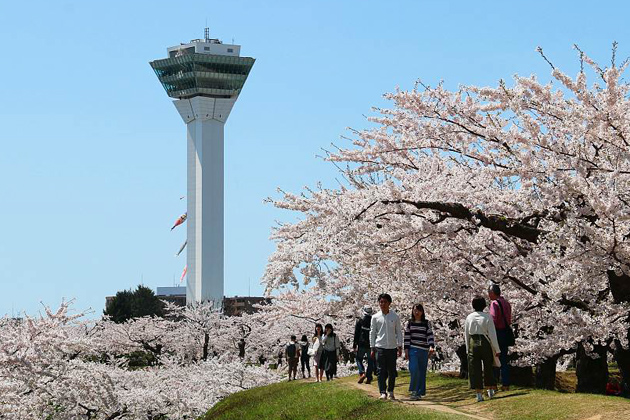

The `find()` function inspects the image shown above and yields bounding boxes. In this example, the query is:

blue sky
[0,0,628,317]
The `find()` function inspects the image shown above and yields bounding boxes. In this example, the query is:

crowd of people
[283,286,514,403]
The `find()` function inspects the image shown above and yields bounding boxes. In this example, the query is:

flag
[171,213,187,230]
[179,265,187,283]
[175,240,187,257]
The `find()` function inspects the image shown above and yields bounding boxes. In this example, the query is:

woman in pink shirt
[488,284,512,391]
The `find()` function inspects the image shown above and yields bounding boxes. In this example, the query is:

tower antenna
[204,25,209,41]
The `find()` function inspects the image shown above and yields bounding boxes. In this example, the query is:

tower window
[227,48,234,53]
[204,47,210,51]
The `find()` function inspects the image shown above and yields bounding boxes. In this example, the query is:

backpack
[287,343,297,358]
[359,315,371,346]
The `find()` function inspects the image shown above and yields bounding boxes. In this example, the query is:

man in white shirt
[370,293,403,400]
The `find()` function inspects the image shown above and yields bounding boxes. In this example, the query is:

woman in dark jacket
[299,334,311,378]
[320,324,341,381]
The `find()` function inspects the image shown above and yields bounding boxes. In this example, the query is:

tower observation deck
[150,31,255,306]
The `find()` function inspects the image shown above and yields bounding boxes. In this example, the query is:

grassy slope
[204,377,465,420]
[204,372,630,420]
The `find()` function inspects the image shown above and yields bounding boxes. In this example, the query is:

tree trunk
[202,332,209,361]
[607,270,630,397]
[614,338,630,397]
[576,342,608,394]
[607,270,630,304]
[510,365,533,386]
[535,355,559,390]
[456,344,468,379]
[238,339,246,359]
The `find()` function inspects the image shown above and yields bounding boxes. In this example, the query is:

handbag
[310,337,320,356]
[496,299,516,347]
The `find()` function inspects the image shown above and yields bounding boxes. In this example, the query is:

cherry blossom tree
[0,301,283,419]
[264,45,630,393]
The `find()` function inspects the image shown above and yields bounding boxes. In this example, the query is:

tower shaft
[175,97,236,305]
[187,119,223,304]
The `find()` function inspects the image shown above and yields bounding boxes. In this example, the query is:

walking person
[404,303,435,400]
[299,334,311,378]
[370,293,403,400]
[320,324,341,381]
[488,284,512,391]
[464,295,501,402]
[353,305,375,384]
[312,323,325,382]
[277,345,283,368]
[286,335,300,381]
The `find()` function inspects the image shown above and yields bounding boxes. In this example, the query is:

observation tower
[150,29,255,305]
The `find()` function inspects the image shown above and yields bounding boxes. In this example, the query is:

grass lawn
[396,371,630,420]
[203,371,630,420]
[203,377,466,420]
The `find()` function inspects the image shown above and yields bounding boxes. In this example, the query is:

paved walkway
[345,380,491,420]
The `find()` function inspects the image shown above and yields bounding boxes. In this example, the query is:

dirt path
[345,380,491,420]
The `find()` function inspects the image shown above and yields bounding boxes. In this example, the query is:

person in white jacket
[464,295,501,402]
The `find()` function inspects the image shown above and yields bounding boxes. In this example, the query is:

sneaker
[358,374,366,384]
[379,393,388,400]
[409,394,419,401]
[476,393,484,402]
[365,378,372,384]
[388,392,396,400]
[487,389,495,399]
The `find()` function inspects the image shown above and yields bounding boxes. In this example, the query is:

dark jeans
[375,347,397,394]
[468,335,496,390]
[322,350,337,380]
[301,356,311,376]
[356,346,374,380]
[494,329,510,386]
